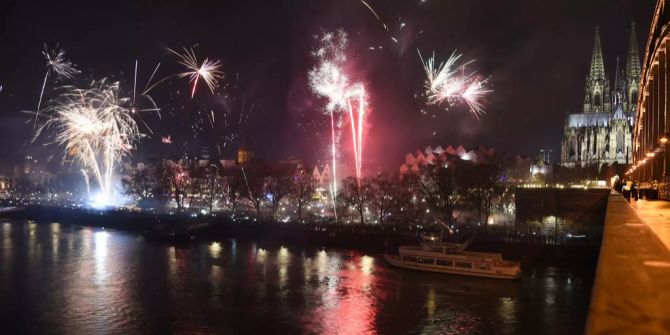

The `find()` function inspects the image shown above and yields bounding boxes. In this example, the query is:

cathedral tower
[584,27,611,113]
[626,21,641,113]
[561,24,640,167]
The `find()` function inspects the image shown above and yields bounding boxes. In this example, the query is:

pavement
[585,194,670,335]
[630,198,670,253]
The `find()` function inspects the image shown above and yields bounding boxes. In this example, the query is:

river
[0,220,592,334]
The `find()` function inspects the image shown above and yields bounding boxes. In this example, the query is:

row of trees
[122,157,506,228]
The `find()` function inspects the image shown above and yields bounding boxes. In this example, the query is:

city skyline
[0,1,656,169]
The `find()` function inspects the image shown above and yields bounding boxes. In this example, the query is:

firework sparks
[42,44,79,79]
[33,79,141,204]
[35,44,80,127]
[419,50,491,118]
[461,79,491,116]
[346,84,366,182]
[360,1,419,54]
[129,61,162,135]
[169,47,224,98]
[309,61,349,111]
[309,30,349,211]
[309,29,368,198]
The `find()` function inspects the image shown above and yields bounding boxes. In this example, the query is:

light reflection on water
[2,222,11,268]
[0,220,592,334]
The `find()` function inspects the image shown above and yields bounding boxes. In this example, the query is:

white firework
[169,47,224,98]
[34,79,141,201]
[419,50,491,118]
[35,44,80,125]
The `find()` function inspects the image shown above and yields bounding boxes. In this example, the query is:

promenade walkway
[631,199,670,252]
[586,194,670,335]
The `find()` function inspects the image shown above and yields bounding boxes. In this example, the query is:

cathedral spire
[614,57,625,93]
[613,57,627,119]
[589,26,606,81]
[584,26,610,113]
[614,57,621,87]
[626,21,641,81]
[626,21,641,112]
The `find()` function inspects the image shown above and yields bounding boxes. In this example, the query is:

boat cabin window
[429,246,457,254]
[454,261,472,269]
[436,259,452,266]
[417,258,434,265]
[478,263,492,270]
[403,256,418,262]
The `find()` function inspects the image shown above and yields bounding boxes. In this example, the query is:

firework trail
[346,84,366,182]
[35,44,80,127]
[309,30,350,218]
[32,79,141,204]
[360,0,419,52]
[361,0,383,24]
[309,29,369,212]
[168,47,224,98]
[419,50,491,118]
[130,61,162,135]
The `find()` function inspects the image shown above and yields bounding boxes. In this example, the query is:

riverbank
[0,205,601,270]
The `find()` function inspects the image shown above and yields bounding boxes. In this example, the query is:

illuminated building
[561,24,640,167]
[236,137,255,165]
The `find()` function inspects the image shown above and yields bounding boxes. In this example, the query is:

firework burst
[419,50,491,118]
[169,47,224,98]
[35,44,80,126]
[42,44,79,79]
[33,79,141,203]
[309,30,349,211]
[309,29,368,205]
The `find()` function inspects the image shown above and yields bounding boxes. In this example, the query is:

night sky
[0,0,657,170]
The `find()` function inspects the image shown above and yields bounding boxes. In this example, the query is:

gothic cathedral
[561,23,641,167]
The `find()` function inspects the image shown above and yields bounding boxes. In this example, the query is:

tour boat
[384,242,521,280]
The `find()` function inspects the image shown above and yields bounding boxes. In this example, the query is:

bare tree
[265,174,293,219]
[240,165,266,219]
[367,172,396,225]
[194,165,225,213]
[291,171,315,222]
[462,163,502,229]
[390,174,425,229]
[339,176,371,224]
[415,158,465,228]
[221,174,243,213]
[122,167,155,200]
[158,161,188,213]
[184,167,202,210]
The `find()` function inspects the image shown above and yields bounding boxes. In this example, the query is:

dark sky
[0,0,657,170]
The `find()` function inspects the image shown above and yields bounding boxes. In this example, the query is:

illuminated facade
[561,24,641,167]
[236,138,255,165]
[628,1,670,195]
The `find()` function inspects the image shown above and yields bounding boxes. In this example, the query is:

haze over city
[1,1,669,334]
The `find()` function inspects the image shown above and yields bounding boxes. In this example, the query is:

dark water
[0,220,593,334]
